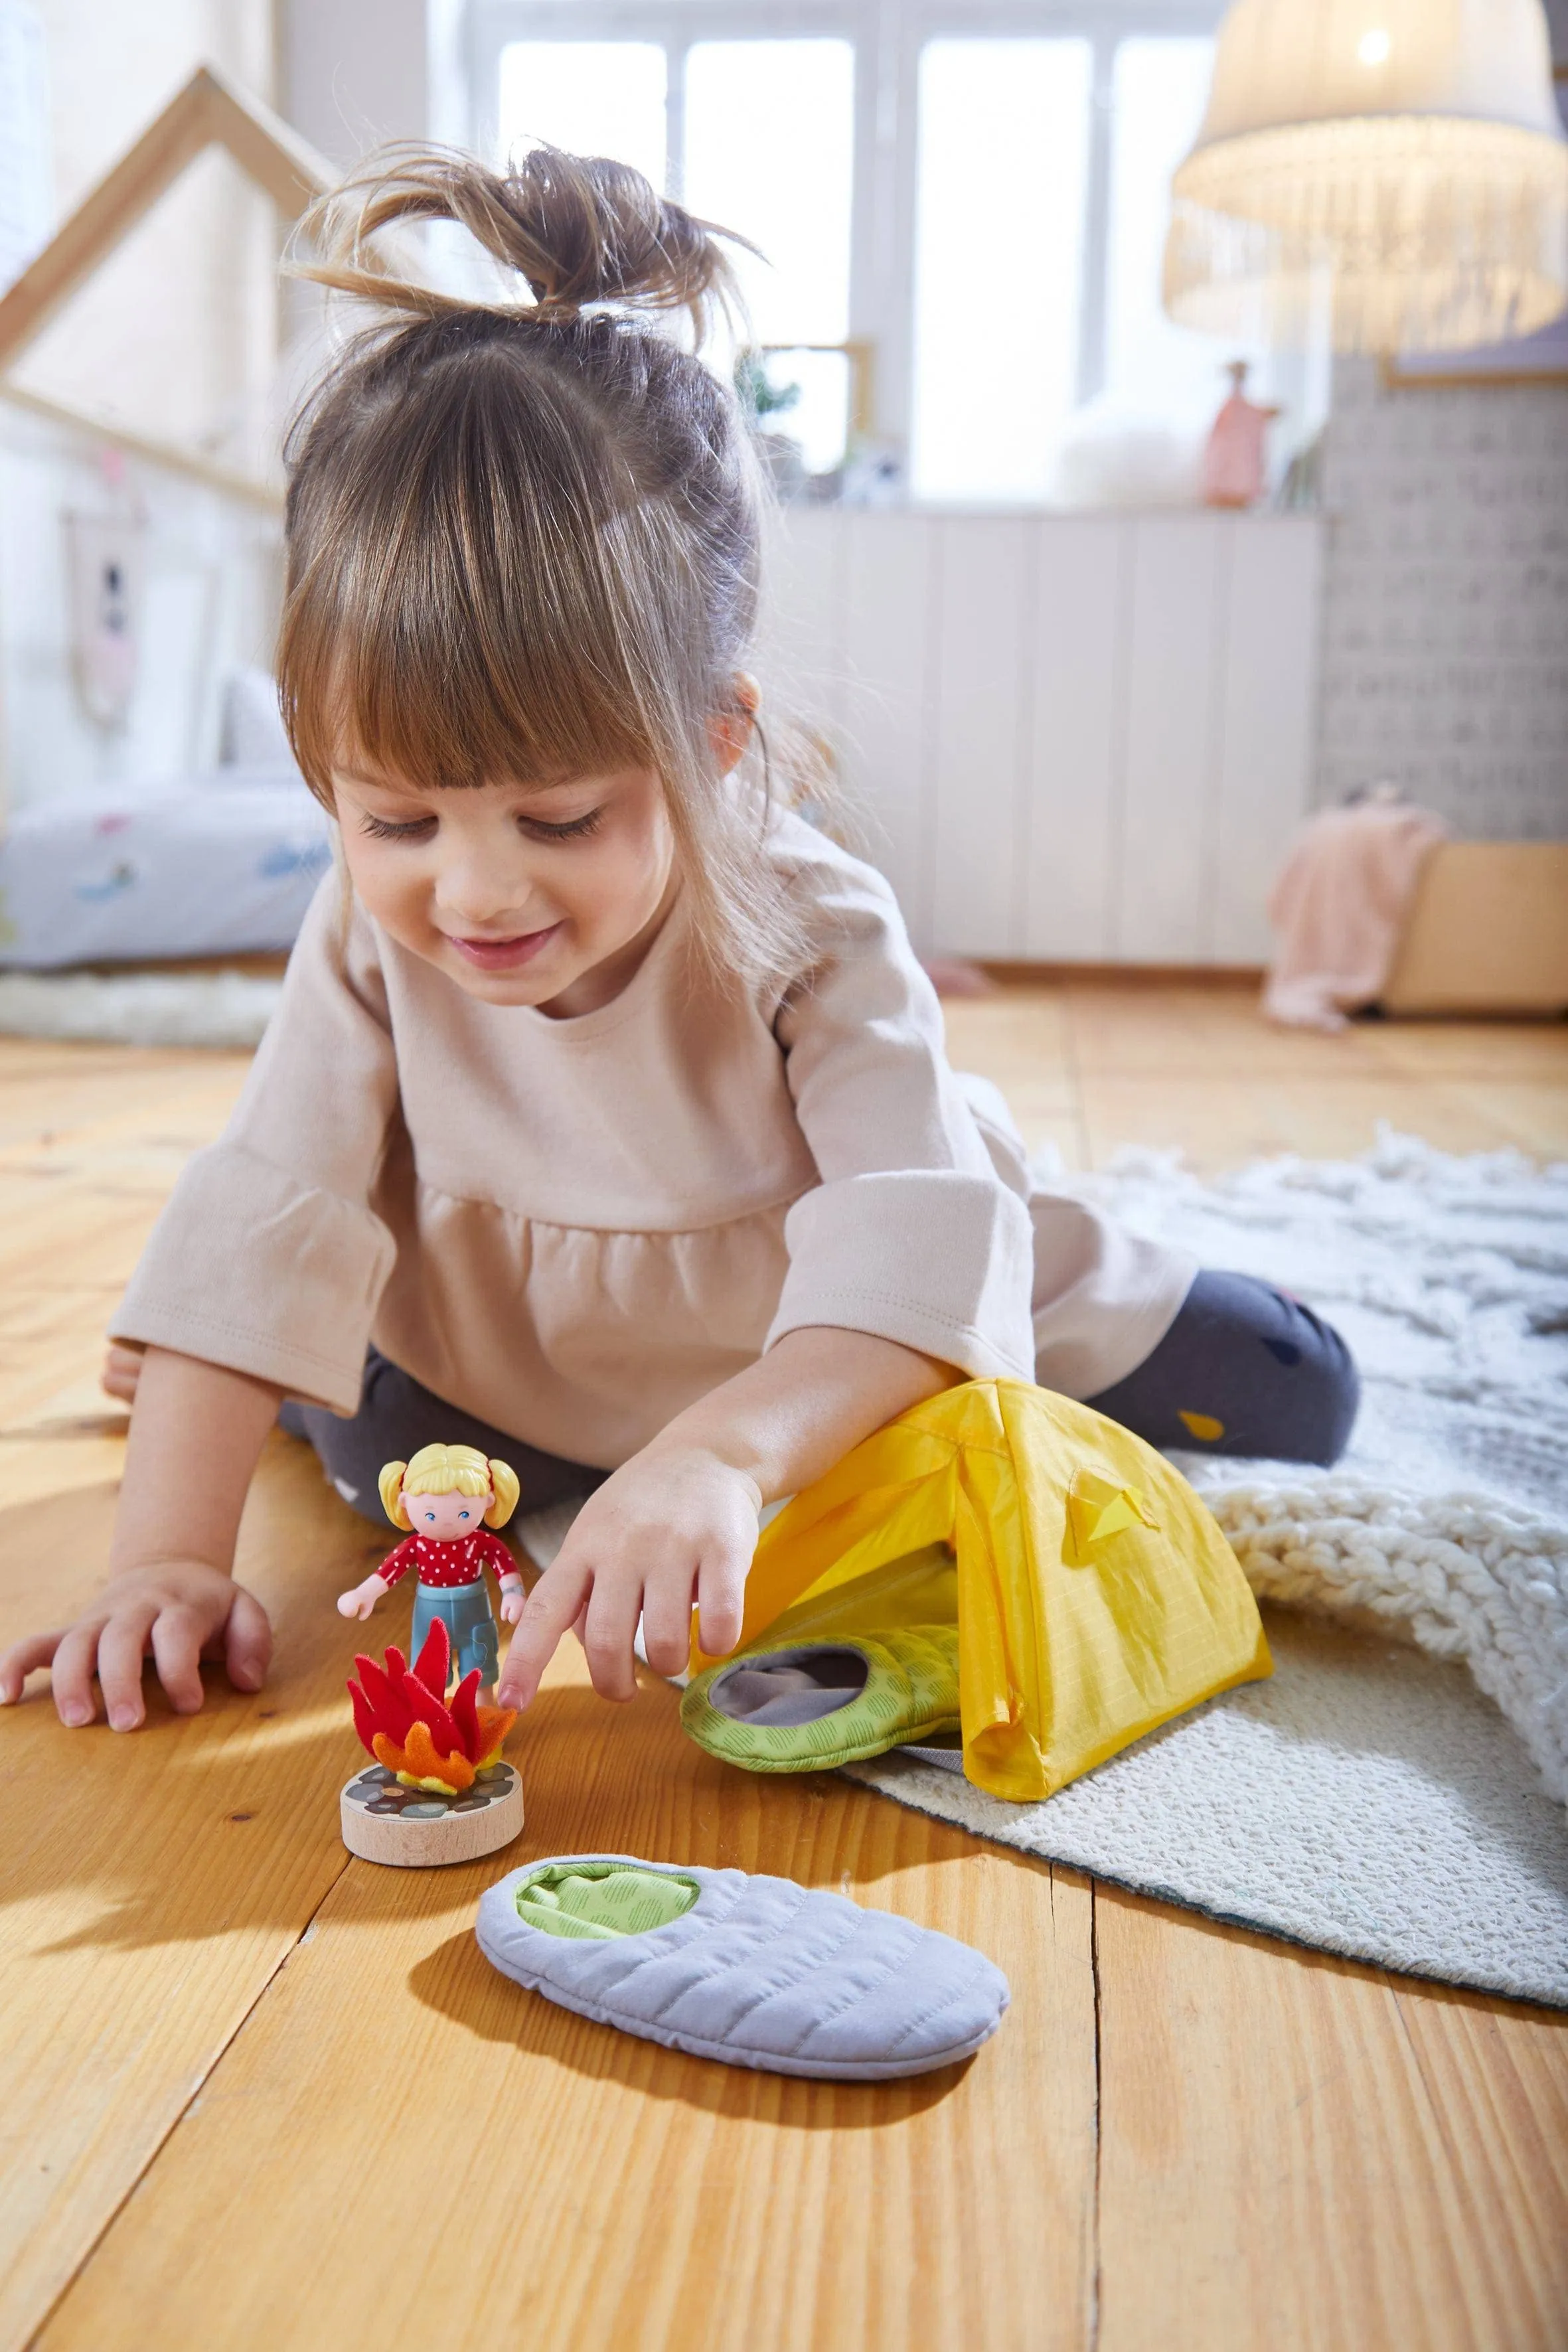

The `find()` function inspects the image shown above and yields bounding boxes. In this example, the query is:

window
[683,41,854,349]
[1105,37,1237,427]
[497,41,668,191]
[472,7,1256,505]
[684,40,856,472]
[493,29,856,471]
[911,39,1091,504]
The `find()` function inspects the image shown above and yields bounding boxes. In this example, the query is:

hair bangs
[281,351,672,799]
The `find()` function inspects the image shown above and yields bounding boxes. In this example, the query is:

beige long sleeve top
[112,815,1191,1466]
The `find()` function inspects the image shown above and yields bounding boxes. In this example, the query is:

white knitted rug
[850,1136,1568,2007]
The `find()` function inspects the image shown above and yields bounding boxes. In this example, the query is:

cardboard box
[1381,844,1568,1016]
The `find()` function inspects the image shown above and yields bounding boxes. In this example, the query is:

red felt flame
[411,1616,450,1700]
[346,1635,516,1791]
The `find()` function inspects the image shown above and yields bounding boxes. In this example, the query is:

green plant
[734,349,801,421]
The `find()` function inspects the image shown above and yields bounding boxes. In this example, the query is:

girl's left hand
[497,1447,759,1708]
[497,1581,526,1627]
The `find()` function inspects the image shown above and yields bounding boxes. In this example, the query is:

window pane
[753,347,851,479]
[1105,38,1234,422]
[912,40,1091,504]
[497,41,667,191]
[683,40,854,349]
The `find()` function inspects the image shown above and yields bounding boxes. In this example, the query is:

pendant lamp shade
[1163,0,1568,353]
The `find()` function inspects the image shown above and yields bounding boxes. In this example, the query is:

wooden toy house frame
[0,64,336,509]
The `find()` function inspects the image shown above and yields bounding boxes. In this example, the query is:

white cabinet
[760,508,1324,965]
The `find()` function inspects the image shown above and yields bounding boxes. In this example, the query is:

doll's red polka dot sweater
[376,1531,520,1590]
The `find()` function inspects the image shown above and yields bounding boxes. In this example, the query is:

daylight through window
[485,12,1248,505]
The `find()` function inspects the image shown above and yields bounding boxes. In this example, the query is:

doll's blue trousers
[410,1577,501,1687]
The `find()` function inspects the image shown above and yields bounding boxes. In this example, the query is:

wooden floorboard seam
[1388,1982,1447,2128]
[1089,1880,1104,2352]
[19,1847,358,2352]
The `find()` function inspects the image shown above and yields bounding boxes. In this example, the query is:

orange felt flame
[473,1709,512,1770]
[372,1724,476,1794]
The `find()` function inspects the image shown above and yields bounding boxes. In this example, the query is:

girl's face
[407,1487,488,1539]
[333,762,679,1018]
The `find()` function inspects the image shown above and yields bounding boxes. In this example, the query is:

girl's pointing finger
[496,1558,592,1709]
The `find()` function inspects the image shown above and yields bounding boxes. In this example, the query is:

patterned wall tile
[1316,359,1568,838]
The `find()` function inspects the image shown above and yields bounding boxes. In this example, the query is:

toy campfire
[339,1618,524,1867]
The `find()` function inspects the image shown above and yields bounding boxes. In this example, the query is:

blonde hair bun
[299,142,745,340]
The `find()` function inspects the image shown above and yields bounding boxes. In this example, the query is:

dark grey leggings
[1083,1268,1358,1466]
[278,1349,604,1529]
[283,1270,1358,1529]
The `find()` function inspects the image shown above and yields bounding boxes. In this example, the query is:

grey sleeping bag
[475,1853,1010,2080]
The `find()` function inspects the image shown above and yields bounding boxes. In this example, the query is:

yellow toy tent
[689,1379,1271,1804]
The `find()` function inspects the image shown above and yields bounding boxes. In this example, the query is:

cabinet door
[1113,514,1225,964]
[840,509,935,939]
[1210,518,1322,963]
[1024,518,1126,960]
[929,517,1033,958]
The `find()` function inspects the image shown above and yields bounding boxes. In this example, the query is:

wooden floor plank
[0,1441,388,2351]
[1092,1889,1568,2352]
[1075,1071,1566,1172]
[1389,1982,1568,2343]
[33,1635,1099,2352]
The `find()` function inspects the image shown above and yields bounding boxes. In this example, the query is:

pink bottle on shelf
[1202,360,1280,510]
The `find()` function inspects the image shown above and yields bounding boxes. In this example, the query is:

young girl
[0,147,1355,1736]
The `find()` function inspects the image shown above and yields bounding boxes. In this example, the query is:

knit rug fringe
[1208,1482,1567,1804]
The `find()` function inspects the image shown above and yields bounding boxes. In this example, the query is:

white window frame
[463,0,1224,489]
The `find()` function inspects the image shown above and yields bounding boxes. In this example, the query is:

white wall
[762,507,1323,965]
[15,0,280,474]
[0,0,287,811]
[0,407,281,809]
[279,0,436,167]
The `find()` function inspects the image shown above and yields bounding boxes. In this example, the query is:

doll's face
[406,1488,488,1541]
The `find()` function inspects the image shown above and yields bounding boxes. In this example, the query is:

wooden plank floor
[1,981,1565,2352]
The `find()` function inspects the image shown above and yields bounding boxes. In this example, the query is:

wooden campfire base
[340,1761,524,1867]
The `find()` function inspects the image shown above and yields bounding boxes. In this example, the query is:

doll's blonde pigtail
[378,1460,412,1529]
[485,1458,520,1528]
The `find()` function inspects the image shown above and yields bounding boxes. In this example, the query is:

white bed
[0,770,332,967]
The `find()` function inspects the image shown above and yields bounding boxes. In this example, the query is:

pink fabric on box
[1264,803,1450,1035]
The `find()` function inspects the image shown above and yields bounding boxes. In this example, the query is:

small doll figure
[336,1443,524,1700]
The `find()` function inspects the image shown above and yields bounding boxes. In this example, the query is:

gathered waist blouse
[112,813,1185,1466]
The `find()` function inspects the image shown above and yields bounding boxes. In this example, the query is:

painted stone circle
[344,1763,517,1822]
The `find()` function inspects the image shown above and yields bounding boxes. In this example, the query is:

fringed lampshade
[1163,0,1568,352]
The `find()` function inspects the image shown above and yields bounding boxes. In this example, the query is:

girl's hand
[498,1580,526,1627]
[336,1573,388,1622]
[0,1561,273,1731]
[497,1447,759,1709]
